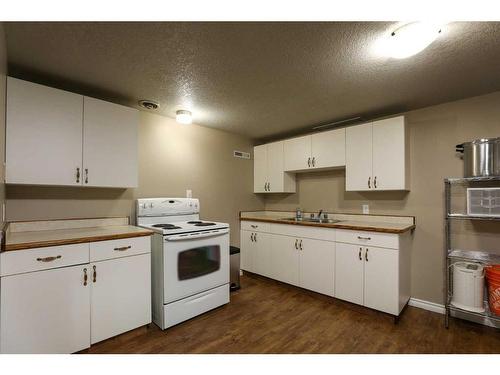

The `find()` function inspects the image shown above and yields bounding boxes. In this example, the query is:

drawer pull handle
[36,255,61,262]
[93,265,97,283]
[357,236,371,240]
[114,246,132,251]
[83,268,88,286]
[251,225,258,229]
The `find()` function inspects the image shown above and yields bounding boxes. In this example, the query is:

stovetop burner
[194,222,216,227]
[187,221,203,224]
[152,223,182,229]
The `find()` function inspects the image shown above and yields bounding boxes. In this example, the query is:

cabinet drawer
[90,236,151,262]
[270,223,335,241]
[335,229,399,249]
[0,243,90,277]
[240,220,271,233]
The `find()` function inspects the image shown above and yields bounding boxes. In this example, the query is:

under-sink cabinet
[240,221,410,317]
[0,236,151,354]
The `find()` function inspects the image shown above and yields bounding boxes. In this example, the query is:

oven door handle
[165,229,229,241]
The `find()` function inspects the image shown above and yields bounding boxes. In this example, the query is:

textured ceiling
[5,22,500,140]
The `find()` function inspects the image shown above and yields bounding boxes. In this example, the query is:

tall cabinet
[345,116,409,191]
[6,77,139,188]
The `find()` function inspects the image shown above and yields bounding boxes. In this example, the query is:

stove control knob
[149,203,154,208]
[142,203,147,209]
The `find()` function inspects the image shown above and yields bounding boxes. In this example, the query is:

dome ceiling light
[176,110,193,125]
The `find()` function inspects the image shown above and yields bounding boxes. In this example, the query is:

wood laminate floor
[83,273,500,354]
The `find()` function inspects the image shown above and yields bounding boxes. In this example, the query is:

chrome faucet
[318,209,324,219]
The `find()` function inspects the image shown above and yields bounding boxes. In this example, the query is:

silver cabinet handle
[85,168,89,184]
[365,248,369,262]
[267,182,270,191]
[368,176,371,188]
[93,265,97,283]
[357,236,371,240]
[374,176,377,188]
[312,157,315,167]
[254,233,257,242]
[114,245,131,251]
[251,224,258,229]
[36,255,61,262]
[299,239,303,251]
[359,247,362,261]
[307,157,311,167]
[83,268,88,286]
[76,167,80,183]
[295,239,298,249]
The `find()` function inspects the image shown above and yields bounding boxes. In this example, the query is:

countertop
[2,218,154,252]
[240,211,415,234]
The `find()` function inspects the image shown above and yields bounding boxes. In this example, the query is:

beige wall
[265,91,500,305]
[6,111,265,246]
[0,24,7,229]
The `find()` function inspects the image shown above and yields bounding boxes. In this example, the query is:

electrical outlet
[186,189,192,198]
[362,204,369,214]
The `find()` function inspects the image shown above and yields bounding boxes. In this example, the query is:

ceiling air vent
[138,100,160,110]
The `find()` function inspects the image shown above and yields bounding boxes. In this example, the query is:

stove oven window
[178,245,221,280]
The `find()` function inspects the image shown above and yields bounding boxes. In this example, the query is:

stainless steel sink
[281,217,341,224]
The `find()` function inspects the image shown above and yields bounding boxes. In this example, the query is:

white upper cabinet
[253,141,296,193]
[6,77,84,186]
[83,97,139,188]
[5,78,139,188]
[284,128,346,172]
[345,116,409,191]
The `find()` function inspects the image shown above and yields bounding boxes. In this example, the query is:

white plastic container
[451,262,485,313]
[467,187,500,217]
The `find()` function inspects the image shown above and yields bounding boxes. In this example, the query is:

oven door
[163,228,230,304]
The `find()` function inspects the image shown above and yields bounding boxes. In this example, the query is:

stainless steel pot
[456,138,500,177]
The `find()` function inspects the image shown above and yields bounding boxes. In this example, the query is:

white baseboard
[408,297,445,314]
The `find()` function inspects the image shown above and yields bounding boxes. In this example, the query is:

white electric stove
[136,198,230,330]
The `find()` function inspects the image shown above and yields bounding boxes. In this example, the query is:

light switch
[362,204,369,214]
[186,189,192,198]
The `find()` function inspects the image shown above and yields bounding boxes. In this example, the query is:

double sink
[281,217,342,224]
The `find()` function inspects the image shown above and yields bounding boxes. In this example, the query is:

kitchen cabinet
[253,141,296,193]
[90,253,151,344]
[346,116,409,191]
[284,128,346,172]
[0,264,91,354]
[335,229,410,316]
[0,235,152,353]
[270,234,300,286]
[83,97,138,188]
[334,242,364,305]
[5,77,139,188]
[298,238,335,297]
[6,77,84,186]
[240,229,272,277]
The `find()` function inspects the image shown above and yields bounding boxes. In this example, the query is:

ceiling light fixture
[377,22,443,59]
[176,110,192,125]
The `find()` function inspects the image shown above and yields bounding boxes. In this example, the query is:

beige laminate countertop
[3,224,154,252]
[240,212,415,234]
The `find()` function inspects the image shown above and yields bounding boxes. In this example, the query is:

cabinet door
[267,141,286,192]
[335,243,364,305]
[240,230,255,272]
[372,116,407,190]
[6,77,83,186]
[270,234,299,286]
[284,135,311,171]
[253,145,267,193]
[363,246,399,315]
[345,122,373,191]
[83,97,139,188]
[311,128,346,169]
[253,232,272,278]
[0,265,90,353]
[90,254,151,344]
[299,238,335,296]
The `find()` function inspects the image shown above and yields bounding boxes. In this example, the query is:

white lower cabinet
[241,222,410,317]
[334,243,364,305]
[90,253,151,344]
[0,265,91,354]
[0,236,152,353]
